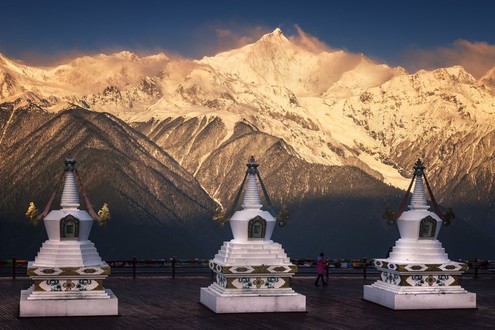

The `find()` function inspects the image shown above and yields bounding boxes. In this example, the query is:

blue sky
[1,0,495,76]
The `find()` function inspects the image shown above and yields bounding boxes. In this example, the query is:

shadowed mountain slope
[0,105,228,259]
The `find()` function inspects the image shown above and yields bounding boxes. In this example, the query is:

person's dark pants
[315,274,326,285]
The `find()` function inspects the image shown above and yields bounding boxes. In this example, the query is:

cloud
[214,26,268,49]
[193,23,345,60]
[10,49,93,67]
[288,24,334,54]
[194,24,271,57]
[12,46,184,68]
[399,40,495,79]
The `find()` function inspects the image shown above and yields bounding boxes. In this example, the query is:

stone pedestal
[201,287,305,313]
[363,259,476,310]
[20,291,117,317]
[200,241,306,313]
[20,262,118,317]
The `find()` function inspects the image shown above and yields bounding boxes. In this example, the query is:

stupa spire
[241,157,263,209]
[60,158,80,210]
[408,159,429,210]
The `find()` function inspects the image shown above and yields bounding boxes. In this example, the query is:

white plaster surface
[390,176,447,263]
[60,171,80,209]
[32,240,104,267]
[43,209,94,241]
[20,288,118,317]
[212,241,292,266]
[363,284,476,310]
[229,174,276,243]
[383,238,449,264]
[200,287,306,313]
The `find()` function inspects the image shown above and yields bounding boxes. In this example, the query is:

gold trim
[94,279,104,290]
[34,280,43,291]
[226,278,236,289]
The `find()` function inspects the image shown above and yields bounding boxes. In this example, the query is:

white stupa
[200,156,306,313]
[20,158,118,317]
[363,159,476,310]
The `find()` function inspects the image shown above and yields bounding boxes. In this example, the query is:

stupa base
[363,284,476,310]
[19,286,118,317]
[200,287,306,313]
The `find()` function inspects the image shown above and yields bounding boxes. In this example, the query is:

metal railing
[2,257,493,280]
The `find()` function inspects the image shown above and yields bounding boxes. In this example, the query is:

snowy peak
[50,51,171,93]
[481,66,495,93]
[431,65,477,84]
[0,69,18,99]
[0,50,175,113]
[0,53,47,81]
[257,27,288,43]
[324,54,406,98]
[199,28,400,97]
[112,50,139,61]
[0,53,7,65]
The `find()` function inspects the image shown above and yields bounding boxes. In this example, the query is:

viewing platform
[1,274,494,329]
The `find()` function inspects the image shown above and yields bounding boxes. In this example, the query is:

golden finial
[25,202,40,225]
[212,204,226,226]
[383,203,396,225]
[276,206,289,227]
[97,203,111,226]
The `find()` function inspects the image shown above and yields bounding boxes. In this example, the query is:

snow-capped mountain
[0,105,229,259]
[200,27,370,97]
[1,28,494,191]
[0,51,171,114]
[342,65,495,204]
[0,29,411,185]
[1,28,495,259]
[481,66,495,92]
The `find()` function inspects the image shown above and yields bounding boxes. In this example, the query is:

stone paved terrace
[1,275,494,329]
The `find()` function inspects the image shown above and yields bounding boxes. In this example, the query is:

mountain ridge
[1,28,494,258]
[0,105,226,258]
[1,29,494,193]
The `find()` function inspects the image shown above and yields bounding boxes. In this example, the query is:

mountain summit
[199,28,400,97]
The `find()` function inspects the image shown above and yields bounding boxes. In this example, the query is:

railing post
[474,258,479,278]
[325,259,329,280]
[209,259,215,279]
[172,257,176,279]
[132,256,136,279]
[363,257,367,280]
[12,257,16,280]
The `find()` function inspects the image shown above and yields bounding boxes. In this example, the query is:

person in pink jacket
[315,252,328,286]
